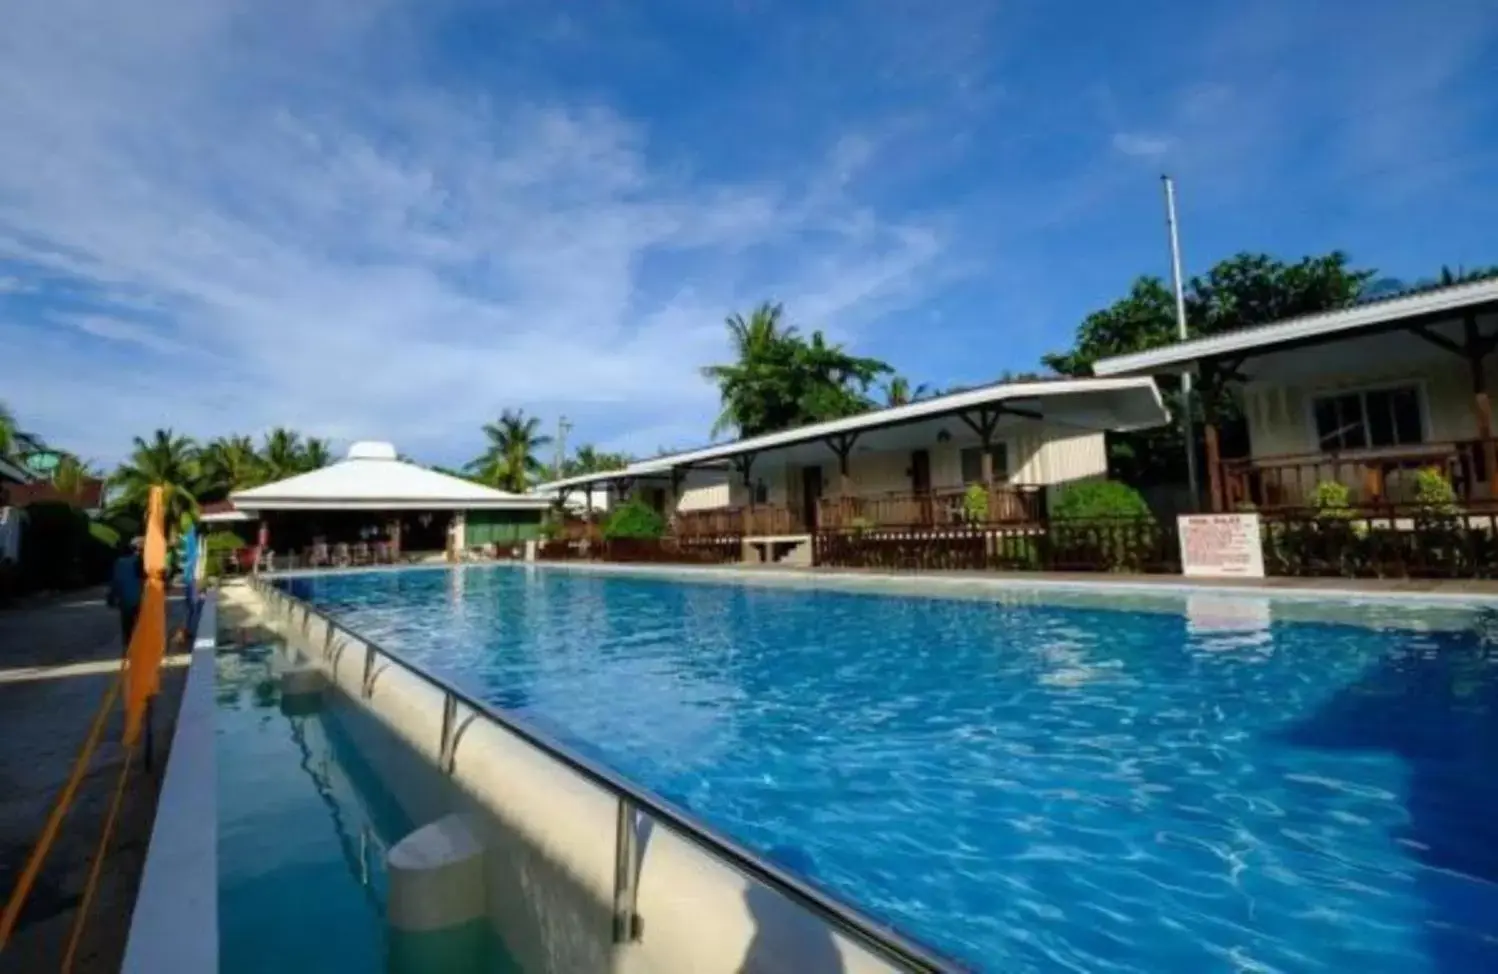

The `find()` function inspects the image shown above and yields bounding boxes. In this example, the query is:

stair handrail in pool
[252,576,964,974]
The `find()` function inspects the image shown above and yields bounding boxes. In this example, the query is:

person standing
[107,538,145,653]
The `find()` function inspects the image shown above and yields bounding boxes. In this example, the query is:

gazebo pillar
[389,517,402,560]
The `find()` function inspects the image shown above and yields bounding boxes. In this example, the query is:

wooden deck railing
[818,485,1044,529]
[1220,439,1494,510]
[673,506,805,538]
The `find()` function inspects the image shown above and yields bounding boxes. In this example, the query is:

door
[910,450,933,524]
[800,465,824,532]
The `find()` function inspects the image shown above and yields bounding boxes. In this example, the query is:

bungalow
[534,376,1169,563]
[1094,277,1498,512]
[230,441,551,567]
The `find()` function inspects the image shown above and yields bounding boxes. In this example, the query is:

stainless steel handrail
[252,576,963,973]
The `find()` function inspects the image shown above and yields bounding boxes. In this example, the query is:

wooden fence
[812,518,1181,574]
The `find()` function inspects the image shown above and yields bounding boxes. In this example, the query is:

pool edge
[121,591,219,974]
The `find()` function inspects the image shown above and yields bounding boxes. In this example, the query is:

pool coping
[266,560,1498,608]
[120,591,219,974]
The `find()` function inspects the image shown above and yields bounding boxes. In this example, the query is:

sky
[2,0,1496,469]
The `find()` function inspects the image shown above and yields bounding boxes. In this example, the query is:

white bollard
[386,813,490,973]
[279,665,326,698]
[278,665,325,715]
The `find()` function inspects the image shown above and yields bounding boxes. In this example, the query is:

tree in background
[563,444,630,477]
[0,400,16,457]
[109,429,201,535]
[701,301,891,437]
[260,427,305,481]
[880,376,932,407]
[1042,251,1373,486]
[200,435,266,501]
[467,410,553,492]
[302,437,333,470]
[52,455,101,501]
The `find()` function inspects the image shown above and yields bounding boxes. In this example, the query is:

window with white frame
[1312,385,1424,452]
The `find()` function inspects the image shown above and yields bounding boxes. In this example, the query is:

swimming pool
[280,565,1498,972]
[215,644,405,973]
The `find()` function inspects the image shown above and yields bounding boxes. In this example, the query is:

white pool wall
[231,582,914,974]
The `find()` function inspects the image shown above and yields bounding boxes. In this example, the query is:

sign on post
[1177,513,1265,579]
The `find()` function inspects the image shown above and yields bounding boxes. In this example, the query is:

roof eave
[231,498,552,511]
[1094,277,1498,377]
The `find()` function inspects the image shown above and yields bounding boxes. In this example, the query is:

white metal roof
[533,376,1167,492]
[231,441,552,511]
[0,455,33,483]
[200,508,255,523]
[1094,277,1498,377]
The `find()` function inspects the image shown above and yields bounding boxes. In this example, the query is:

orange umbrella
[124,486,168,744]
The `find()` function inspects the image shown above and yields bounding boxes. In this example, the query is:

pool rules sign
[1177,513,1266,578]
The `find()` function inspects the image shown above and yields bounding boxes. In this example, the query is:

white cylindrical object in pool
[387,813,489,974]
[279,665,326,698]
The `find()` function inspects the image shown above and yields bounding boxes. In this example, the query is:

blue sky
[2,0,1495,467]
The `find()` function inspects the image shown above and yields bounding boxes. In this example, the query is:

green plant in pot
[962,484,989,524]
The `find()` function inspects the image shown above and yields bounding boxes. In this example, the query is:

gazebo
[229,441,551,565]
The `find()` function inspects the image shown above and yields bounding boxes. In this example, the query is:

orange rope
[0,669,123,949]
[60,735,137,972]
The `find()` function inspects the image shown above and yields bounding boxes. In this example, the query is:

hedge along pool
[278,565,1498,973]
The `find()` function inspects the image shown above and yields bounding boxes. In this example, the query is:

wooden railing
[812,516,1179,574]
[1220,440,1494,510]
[817,485,1044,530]
[673,506,805,538]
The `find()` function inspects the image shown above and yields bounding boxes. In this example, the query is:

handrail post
[438,692,458,773]
[361,642,375,699]
[612,797,642,943]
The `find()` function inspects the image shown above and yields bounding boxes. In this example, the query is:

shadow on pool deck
[1284,625,1498,973]
[0,592,188,973]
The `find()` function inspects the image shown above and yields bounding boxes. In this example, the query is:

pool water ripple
[283,567,1498,973]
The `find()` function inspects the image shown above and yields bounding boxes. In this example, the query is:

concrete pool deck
[0,591,188,973]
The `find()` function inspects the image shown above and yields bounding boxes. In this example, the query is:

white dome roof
[345,440,398,461]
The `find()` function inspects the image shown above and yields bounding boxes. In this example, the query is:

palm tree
[301,437,333,471]
[564,444,630,477]
[701,302,797,437]
[466,410,552,492]
[200,435,265,498]
[52,455,99,500]
[110,429,200,535]
[880,376,932,407]
[260,428,304,481]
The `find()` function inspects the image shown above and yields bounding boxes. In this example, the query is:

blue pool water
[283,566,1498,972]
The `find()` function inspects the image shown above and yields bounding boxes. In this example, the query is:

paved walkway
[0,591,186,973]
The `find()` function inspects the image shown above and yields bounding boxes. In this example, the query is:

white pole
[1162,175,1200,509]
[555,415,571,480]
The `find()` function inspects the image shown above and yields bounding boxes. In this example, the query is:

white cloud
[0,0,947,465]
[58,313,190,355]
[1111,132,1175,159]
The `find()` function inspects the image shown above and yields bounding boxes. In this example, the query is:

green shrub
[89,520,121,550]
[1413,466,1459,514]
[1051,480,1152,521]
[201,529,248,578]
[962,484,989,523]
[1310,480,1353,518]
[602,499,666,540]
